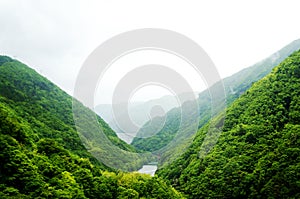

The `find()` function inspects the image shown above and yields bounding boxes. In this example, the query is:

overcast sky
[1,0,300,104]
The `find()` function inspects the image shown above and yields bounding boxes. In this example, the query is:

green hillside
[131,108,180,152]
[0,56,141,167]
[0,56,182,198]
[157,50,300,198]
[131,39,300,167]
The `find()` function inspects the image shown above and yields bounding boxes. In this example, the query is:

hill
[157,50,300,198]
[0,56,182,198]
[131,39,300,167]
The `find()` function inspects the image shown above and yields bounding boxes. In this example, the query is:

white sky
[1,0,300,104]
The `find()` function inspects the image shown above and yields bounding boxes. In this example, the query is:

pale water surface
[138,165,158,176]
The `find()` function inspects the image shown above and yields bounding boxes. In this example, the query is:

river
[137,165,158,176]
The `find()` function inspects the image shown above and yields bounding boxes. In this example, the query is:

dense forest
[157,50,300,198]
[0,56,182,198]
[131,39,300,167]
[0,41,300,198]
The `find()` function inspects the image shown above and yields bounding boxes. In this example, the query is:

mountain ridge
[131,39,300,167]
[157,49,300,198]
[0,56,183,198]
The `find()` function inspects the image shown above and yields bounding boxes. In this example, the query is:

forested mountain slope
[131,39,300,167]
[0,56,142,168]
[0,56,182,198]
[157,50,300,198]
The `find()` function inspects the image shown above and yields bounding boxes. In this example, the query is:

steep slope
[131,39,300,166]
[157,50,300,198]
[131,108,180,152]
[0,56,182,198]
[0,56,138,166]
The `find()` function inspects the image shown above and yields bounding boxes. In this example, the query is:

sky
[1,0,300,104]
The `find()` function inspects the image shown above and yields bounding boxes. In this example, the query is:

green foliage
[132,108,180,152]
[0,55,13,66]
[0,57,152,171]
[72,100,153,171]
[157,50,300,198]
[0,56,183,198]
[131,39,300,168]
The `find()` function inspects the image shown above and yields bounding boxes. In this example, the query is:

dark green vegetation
[1,39,300,198]
[0,56,182,198]
[131,39,300,167]
[157,50,300,198]
[0,55,141,170]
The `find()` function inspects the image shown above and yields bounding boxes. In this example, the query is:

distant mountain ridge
[95,95,180,143]
[131,39,300,167]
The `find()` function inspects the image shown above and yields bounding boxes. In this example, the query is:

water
[138,165,158,176]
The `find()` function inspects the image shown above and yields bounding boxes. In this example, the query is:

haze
[1,0,300,104]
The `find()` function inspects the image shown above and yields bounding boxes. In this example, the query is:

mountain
[0,55,145,170]
[95,95,179,143]
[0,56,182,198]
[131,39,300,167]
[157,50,300,198]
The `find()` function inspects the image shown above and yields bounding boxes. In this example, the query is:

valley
[1,40,300,198]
